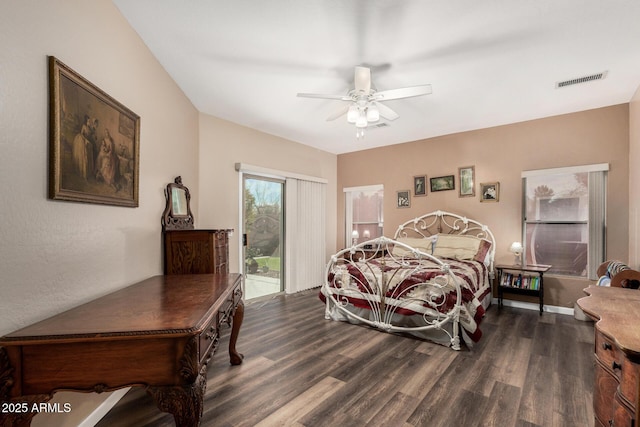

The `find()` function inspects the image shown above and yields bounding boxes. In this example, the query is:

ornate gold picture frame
[48,56,140,207]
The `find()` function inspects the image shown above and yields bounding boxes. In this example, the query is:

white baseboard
[78,387,129,427]
[491,298,575,316]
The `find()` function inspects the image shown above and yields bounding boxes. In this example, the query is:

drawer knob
[612,361,622,371]
[602,342,612,351]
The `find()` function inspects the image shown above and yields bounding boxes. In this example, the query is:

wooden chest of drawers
[164,229,232,274]
[577,286,640,427]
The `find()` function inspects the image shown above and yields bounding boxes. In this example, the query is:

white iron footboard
[322,236,464,350]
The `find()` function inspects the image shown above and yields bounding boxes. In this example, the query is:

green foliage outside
[255,256,281,272]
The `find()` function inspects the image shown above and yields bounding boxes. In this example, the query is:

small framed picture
[458,166,475,197]
[430,175,455,192]
[414,175,427,196]
[480,182,500,202]
[397,190,411,208]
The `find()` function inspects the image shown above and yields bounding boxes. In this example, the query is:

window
[344,185,384,247]
[522,164,607,279]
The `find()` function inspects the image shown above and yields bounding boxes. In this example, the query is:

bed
[321,210,495,350]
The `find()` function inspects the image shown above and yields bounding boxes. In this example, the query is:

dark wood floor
[97,289,595,427]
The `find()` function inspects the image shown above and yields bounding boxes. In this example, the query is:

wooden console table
[577,286,640,427]
[0,274,243,427]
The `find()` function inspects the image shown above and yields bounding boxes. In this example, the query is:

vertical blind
[522,163,608,279]
[286,178,326,293]
[588,170,607,280]
[235,163,327,294]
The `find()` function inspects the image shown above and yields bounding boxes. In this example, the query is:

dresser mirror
[162,176,195,230]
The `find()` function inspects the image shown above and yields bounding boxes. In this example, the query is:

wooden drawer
[199,316,219,365]
[219,284,243,324]
[619,356,640,411]
[594,362,619,426]
[613,392,635,427]
[596,331,623,378]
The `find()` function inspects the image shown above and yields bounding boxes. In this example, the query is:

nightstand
[495,263,551,315]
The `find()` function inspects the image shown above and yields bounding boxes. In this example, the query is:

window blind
[285,178,326,293]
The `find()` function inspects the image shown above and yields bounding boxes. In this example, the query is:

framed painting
[430,175,455,192]
[397,190,411,208]
[480,182,500,202]
[414,175,427,196]
[458,166,475,197]
[48,56,140,207]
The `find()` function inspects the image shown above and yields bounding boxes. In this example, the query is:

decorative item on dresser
[577,286,640,427]
[596,260,640,288]
[162,176,195,231]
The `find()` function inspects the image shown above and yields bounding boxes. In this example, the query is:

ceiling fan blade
[374,102,399,121]
[297,93,351,101]
[326,105,350,121]
[373,84,432,101]
[354,66,371,95]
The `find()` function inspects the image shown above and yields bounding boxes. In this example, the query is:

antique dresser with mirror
[162,176,233,274]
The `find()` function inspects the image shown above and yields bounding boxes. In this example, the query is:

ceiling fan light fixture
[355,112,368,128]
[347,105,358,123]
[366,105,380,122]
[297,66,432,139]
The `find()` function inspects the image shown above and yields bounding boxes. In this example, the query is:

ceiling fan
[297,66,432,139]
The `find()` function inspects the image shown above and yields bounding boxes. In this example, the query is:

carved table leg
[147,371,206,427]
[229,300,244,365]
[1,348,52,427]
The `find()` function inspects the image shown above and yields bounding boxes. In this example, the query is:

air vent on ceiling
[556,71,607,88]
[370,122,389,129]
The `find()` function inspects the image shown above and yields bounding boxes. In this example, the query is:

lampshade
[363,230,370,239]
[352,230,360,239]
[347,105,358,123]
[355,112,368,128]
[509,242,523,254]
[366,105,380,122]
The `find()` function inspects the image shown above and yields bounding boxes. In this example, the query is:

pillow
[391,237,433,257]
[474,238,493,264]
[432,234,481,260]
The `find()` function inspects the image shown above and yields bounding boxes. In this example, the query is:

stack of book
[500,273,540,290]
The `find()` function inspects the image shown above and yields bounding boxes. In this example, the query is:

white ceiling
[113,0,640,155]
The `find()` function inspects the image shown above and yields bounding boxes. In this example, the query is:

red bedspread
[323,255,489,342]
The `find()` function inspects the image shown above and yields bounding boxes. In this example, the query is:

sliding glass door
[243,175,284,299]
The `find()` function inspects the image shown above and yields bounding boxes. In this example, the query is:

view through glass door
[243,175,284,299]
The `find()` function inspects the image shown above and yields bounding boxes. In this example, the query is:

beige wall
[337,104,630,308]
[629,86,640,268]
[0,0,636,423]
[198,114,337,272]
[0,1,199,424]
[0,0,200,329]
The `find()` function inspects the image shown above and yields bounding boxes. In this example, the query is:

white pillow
[433,234,481,260]
[391,237,433,257]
